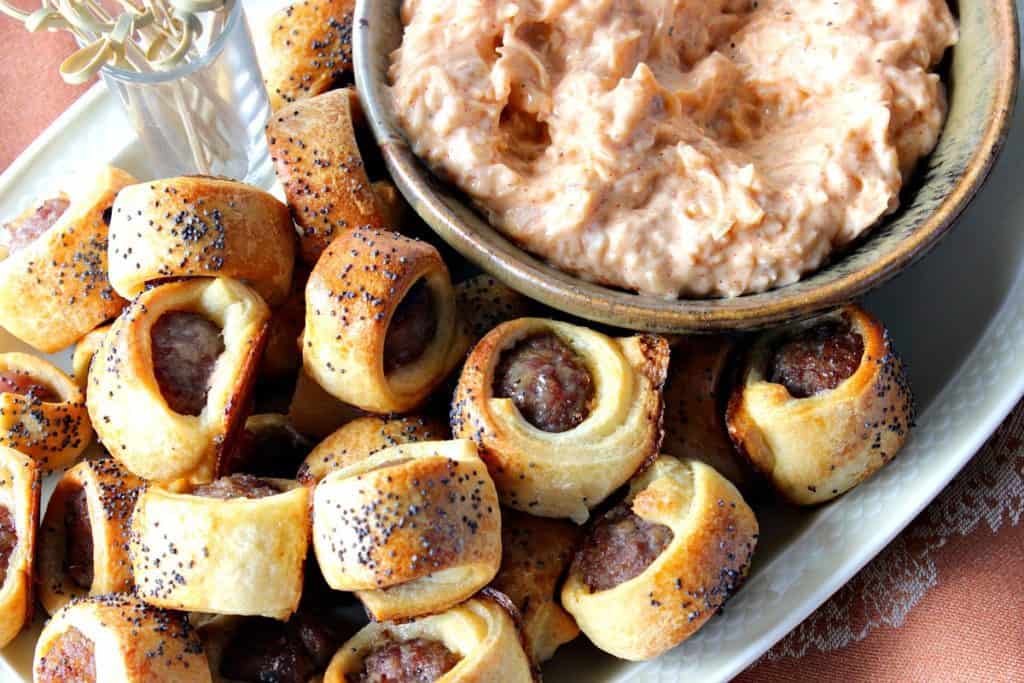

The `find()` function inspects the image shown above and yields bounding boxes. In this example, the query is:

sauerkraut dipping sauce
[389,0,957,298]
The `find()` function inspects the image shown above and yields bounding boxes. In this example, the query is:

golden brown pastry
[491,510,580,664]
[297,414,447,485]
[261,0,355,111]
[455,274,533,341]
[130,475,310,620]
[33,593,211,682]
[323,594,533,683]
[0,165,134,353]
[0,352,91,472]
[726,304,914,505]
[87,278,270,487]
[303,228,469,414]
[662,335,752,488]
[562,456,758,661]
[452,318,669,521]
[312,439,501,621]
[37,457,144,616]
[198,608,351,683]
[71,324,111,393]
[287,367,364,438]
[107,176,295,306]
[0,447,40,648]
[267,89,387,265]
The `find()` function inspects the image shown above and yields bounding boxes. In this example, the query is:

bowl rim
[354,0,1020,333]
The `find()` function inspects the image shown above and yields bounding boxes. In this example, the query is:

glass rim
[99,0,242,84]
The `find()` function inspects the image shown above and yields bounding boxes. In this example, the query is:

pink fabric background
[1,17,1021,682]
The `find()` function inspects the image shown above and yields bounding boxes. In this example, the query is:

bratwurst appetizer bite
[452,318,669,521]
[323,594,533,683]
[260,0,355,112]
[0,352,91,472]
[33,593,211,683]
[0,165,133,353]
[107,175,295,306]
[726,304,914,505]
[130,475,310,620]
[87,278,270,487]
[0,447,40,648]
[303,228,468,414]
[37,457,143,616]
[267,89,388,265]
[491,510,581,664]
[562,456,758,661]
[312,439,501,622]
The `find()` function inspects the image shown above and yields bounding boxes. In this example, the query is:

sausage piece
[353,638,460,683]
[0,370,58,402]
[150,311,225,416]
[0,506,15,586]
[64,487,94,589]
[192,474,281,500]
[226,421,312,479]
[0,196,70,256]
[494,332,594,432]
[220,610,345,683]
[769,320,864,399]
[572,501,674,592]
[35,626,97,683]
[383,280,437,373]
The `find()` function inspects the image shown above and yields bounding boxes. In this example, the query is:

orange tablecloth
[1,18,1022,683]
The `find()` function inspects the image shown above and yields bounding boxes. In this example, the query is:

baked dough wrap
[33,593,211,682]
[324,594,533,683]
[451,318,669,521]
[130,478,310,620]
[260,0,355,111]
[455,274,533,341]
[490,510,580,664]
[287,367,364,438]
[662,335,752,489]
[0,447,40,648]
[297,414,447,485]
[38,457,144,616]
[303,228,469,414]
[312,439,501,621]
[561,456,759,661]
[108,176,295,306]
[72,324,111,393]
[87,278,270,487]
[0,352,91,472]
[726,304,914,505]
[0,165,134,353]
[267,89,387,265]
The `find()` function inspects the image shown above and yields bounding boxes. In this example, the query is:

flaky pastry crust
[324,595,533,683]
[0,353,91,472]
[87,278,269,487]
[451,318,669,521]
[312,439,500,621]
[726,304,914,505]
[38,457,144,615]
[130,479,310,620]
[0,447,40,648]
[0,165,134,353]
[108,176,295,306]
[303,229,469,414]
[562,456,758,661]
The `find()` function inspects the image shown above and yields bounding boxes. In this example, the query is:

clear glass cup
[99,1,273,188]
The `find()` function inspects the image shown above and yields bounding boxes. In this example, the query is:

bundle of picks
[0,0,232,83]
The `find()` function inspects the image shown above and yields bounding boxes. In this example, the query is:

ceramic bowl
[354,0,1018,332]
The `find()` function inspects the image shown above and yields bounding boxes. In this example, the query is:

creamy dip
[390,0,957,298]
